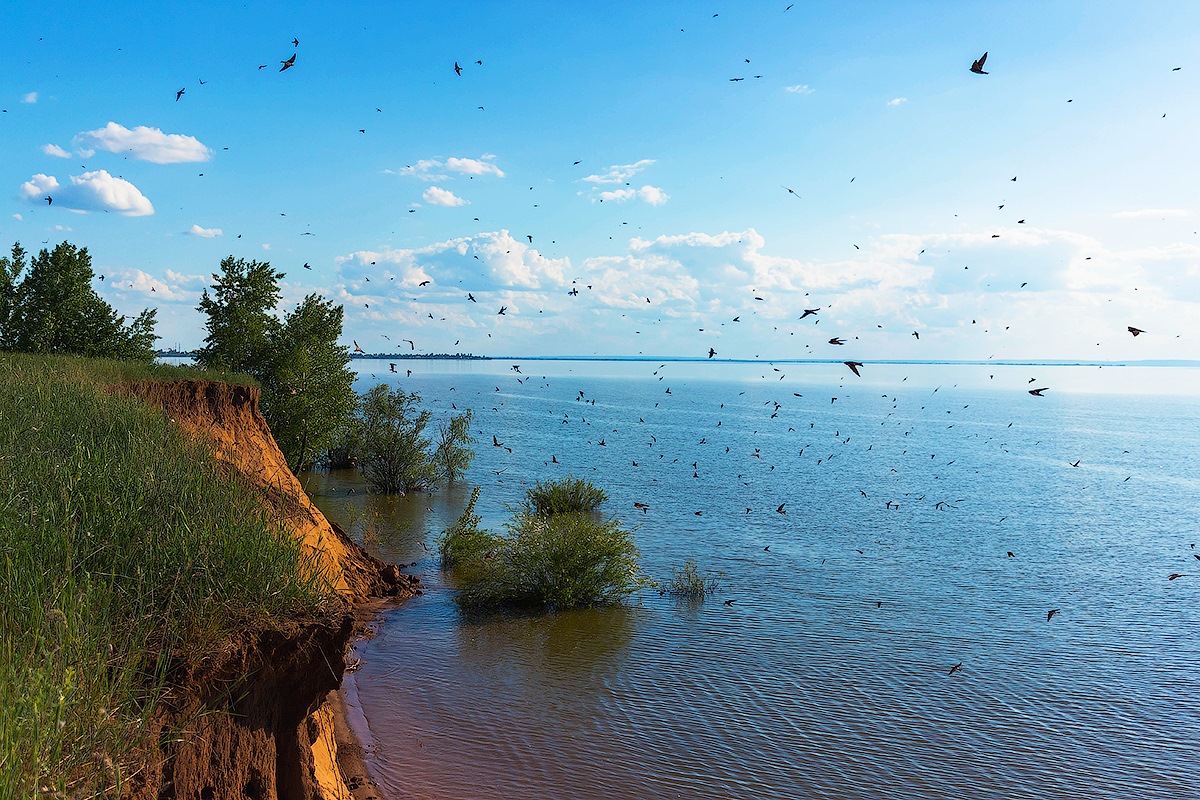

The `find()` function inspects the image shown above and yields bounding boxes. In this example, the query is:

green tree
[433,408,476,481]
[0,242,157,360]
[357,384,439,493]
[194,257,357,470]
[194,256,283,374]
[259,295,358,472]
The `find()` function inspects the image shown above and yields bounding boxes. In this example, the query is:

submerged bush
[437,487,499,570]
[524,475,608,515]
[457,511,651,611]
[664,559,723,601]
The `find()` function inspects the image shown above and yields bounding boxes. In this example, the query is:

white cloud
[597,185,670,205]
[19,170,154,216]
[423,186,468,206]
[583,159,656,184]
[42,144,70,158]
[72,122,212,164]
[784,84,814,95]
[11,214,22,221]
[387,155,504,181]
[445,156,505,177]
[887,97,907,107]
[186,224,222,238]
[106,268,205,303]
[21,92,37,104]
[1112,208,1190,219]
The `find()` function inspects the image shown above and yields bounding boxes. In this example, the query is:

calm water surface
[303,360,1200,800]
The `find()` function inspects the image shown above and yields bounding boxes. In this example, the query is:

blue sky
[3,1,1198,360]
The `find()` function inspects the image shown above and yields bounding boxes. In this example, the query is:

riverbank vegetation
[0,354,333,797]
[438,478,652,611]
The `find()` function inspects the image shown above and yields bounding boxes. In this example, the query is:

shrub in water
[523,475,608,515]
[664,559,723,601]
[437,487,500,570]
[455,510,652,611]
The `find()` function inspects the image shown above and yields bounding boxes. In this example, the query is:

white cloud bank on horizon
[320,222,1200,361]
[73,122,212,164]
[422,186,468,206]
[19,170,154,216]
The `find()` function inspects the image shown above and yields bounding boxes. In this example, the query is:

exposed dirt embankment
[122,380,416,799]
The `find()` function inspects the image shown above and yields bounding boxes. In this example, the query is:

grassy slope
[0,354,332,798]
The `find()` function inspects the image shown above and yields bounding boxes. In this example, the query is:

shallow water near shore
[304,359,1200,800]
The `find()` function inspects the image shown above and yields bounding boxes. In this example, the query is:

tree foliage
[0,242,157,361]
[355,385,475,493]
[357,385,438,493]
[194,256,356,470]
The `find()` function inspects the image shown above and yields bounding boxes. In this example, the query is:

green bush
[664,559,723,601]
[433,408,475,481]
[437,487,500,569]
[451,509,652,611]
[357,384,439,493]
[523,475,608,515]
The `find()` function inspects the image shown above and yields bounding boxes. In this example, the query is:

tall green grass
[0,354,330,798]
[664,559,723,601]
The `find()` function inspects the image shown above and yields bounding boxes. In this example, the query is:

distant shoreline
[156,351,1200,368]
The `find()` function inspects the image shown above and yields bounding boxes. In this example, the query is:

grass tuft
[664,559,723,601]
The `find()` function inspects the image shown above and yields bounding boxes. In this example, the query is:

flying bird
[280,54,296,71]
[175,88,185,101]
[353,340,365,353]
[292,37,300,47]
[302,262,311,270]
[970,52,988,74]
[948,662,964,675]
[1028,387,1049,396]
[1128,326,1144,336]
[800,309,820,319]
[497,306,507,315]
[844,361,863,377]
[708,347,716,358]
[775,503,786,514]
[1047,609,1060,621]
[403,339,415,350]
[828,337,846,345]
[1168,573,1185,580]
[454,61,463,76]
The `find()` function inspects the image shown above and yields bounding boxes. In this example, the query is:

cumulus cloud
[887,97,907,107]
[73,122,211,164]
[445,156,505,177]
[105,268,206,303]
[186,224,222,238]
[21,92,37,104]
[41,144,70,158]
[423,186,468,206]
[19,170,154,216]
[598,185,670,205]
[583,159,656,184]
[338,230,568,293]
[784,84,814,94]
[1112,208,1190,219]
[11,214,22,221]
[387,154,504,180]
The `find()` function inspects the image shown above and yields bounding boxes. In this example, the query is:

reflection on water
[308,361,1200,800]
